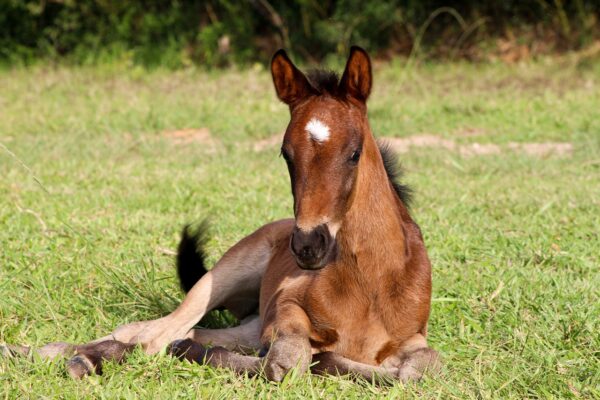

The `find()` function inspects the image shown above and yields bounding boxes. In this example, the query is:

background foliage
[2,0,600,67]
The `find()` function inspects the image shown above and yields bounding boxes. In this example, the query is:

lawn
[0,58,599,398]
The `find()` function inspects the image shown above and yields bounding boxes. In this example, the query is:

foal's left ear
[339,46,372,103]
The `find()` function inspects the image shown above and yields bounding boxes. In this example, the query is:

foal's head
[271,46,376,270]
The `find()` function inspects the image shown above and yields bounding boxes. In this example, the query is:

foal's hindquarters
[1,220,286,378]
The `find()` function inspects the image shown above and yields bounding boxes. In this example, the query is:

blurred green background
[2,0,599,68]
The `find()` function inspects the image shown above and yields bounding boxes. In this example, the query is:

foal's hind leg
[110,220,293,354]
[167,315,263,375]
[1,342,74,360]
[1,340,135,379]
[66,340,135,379]
[168,339,262,376]
[184,314,262,354]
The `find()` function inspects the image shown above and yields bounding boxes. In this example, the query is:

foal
[5,47,439,382]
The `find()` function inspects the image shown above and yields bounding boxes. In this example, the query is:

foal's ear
[339,46,372,102]
[271,50,314,106]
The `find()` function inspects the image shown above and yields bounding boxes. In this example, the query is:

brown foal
[3,46,440,382]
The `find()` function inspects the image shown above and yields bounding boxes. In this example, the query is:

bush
[1,0,599,67]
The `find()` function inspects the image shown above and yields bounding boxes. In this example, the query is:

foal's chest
[306,278,399,365]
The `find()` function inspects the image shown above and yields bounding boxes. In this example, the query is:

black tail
[176,221,210,293]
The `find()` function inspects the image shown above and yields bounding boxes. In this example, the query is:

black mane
[377,141,413,207]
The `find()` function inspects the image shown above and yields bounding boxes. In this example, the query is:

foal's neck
[338,133,407,271]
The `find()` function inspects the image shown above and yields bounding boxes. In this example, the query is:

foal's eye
[349,149,361,164]
[280,148,292,164]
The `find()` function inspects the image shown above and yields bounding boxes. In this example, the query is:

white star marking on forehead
[305,118,330,143]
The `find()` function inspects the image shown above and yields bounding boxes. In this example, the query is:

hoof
[262,340,310,382]
[66,354,98,379]
[263,360,288,382]
[65,340,133,379]
[167,339,206,362]
[396,348,441,382]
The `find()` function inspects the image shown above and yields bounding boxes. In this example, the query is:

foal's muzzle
[290,224,337,270]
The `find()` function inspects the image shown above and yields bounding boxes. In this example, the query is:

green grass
[1,58,599,398]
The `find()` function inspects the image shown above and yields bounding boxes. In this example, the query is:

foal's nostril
[301,246,312,258]
[317,230,327,248]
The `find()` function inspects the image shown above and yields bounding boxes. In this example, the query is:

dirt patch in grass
[387,134,456,152]
[162,128,212,144]
[384,134,572,157]
[252,132,573,157]
[507,142,573,157]
[453,127,489,138]
[253,134,283,152]
[161,128,219,152]
[459,142,502,156]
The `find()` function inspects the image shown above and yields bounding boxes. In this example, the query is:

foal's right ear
[271,50,314,106]
[339,46,372,103]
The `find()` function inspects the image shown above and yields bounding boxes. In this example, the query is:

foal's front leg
[63,308,264,379]
[170,303,313,382]
[260,303,313,381]
[312,334,441,383]
[168,339,262,375]
[185,314,262,354]
[311,348,440,383]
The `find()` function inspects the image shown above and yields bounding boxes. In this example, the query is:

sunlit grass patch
[0,61,598,398]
